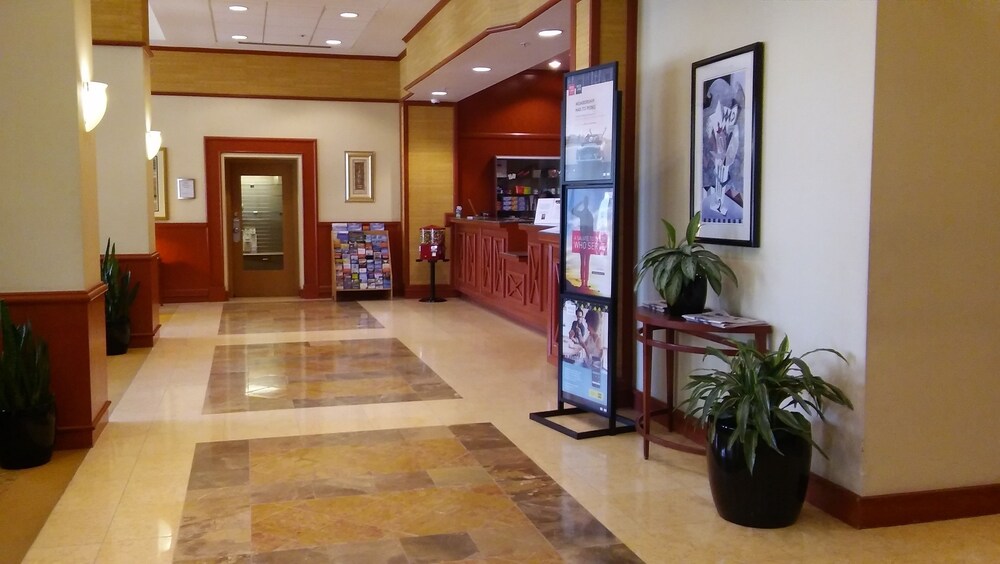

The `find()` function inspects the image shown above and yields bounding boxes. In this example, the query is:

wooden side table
[635,307,771,458]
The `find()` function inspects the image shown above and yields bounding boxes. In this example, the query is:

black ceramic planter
[668,276,708,317]
[0,409,56,470]
[106,319,131,356]
[707,419,812,528]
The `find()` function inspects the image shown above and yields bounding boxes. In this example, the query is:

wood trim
[204,138,320,301]
[150,45,398,62]
[150,91,401,104]
[589,0,602,65]
[457,132,561,140]
[570,0,579,71]
[155,223,212,303]
[0,285,107,304]
[93,40,145,47]
[402,0,563,92]
[115,252,161,348]
[403,0,452,42]
[401,103,412,296]
[403,284,460,299]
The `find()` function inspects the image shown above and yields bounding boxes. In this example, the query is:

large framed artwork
[691,42,763,247]
[153,147,168,220]
[345,151,374,202]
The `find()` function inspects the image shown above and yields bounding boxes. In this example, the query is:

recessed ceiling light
[325,39,342,45]
[340,12,358,18]
[538,29,563,38]
[229,5,248,12]
[431,91,447,96]
[232,35,248,40]
[548,60,561,69]
[472,66,491,72]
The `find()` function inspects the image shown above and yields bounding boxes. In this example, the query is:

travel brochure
[681,311,766,328]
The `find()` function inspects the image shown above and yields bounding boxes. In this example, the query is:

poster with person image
[559,297,611,414]
[562,186,615,299]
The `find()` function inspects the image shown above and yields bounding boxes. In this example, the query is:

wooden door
[225,158,299,297]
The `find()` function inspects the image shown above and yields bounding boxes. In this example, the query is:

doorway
[224,158,300,297]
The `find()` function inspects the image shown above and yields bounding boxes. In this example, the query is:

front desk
[449,218,561,361]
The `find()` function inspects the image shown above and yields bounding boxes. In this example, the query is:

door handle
[232,214,241,243]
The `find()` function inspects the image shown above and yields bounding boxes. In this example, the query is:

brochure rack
[332,224,392,300]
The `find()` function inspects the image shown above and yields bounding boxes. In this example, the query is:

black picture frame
[560,185,616,299]
[557,295,613,416]
[690,42,764,247]
[562,62,618,184]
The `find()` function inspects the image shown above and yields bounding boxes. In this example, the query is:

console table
[635,307,772,458]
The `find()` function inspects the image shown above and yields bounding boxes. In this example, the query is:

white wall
[95,45,155,255]
[150,96,401,224]
[636,0,877,492]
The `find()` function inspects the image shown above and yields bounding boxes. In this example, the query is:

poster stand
[530,62,634,440]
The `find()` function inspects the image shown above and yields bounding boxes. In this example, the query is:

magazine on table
[681,311,766,328]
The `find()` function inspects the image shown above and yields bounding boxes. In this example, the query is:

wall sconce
[145,130,162,160]
[82,81,108,132]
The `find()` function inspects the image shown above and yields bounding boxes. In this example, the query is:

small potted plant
[634,212,737,316]
[0,300,56,469]
[101,239,139,355]
[682,336,854,528]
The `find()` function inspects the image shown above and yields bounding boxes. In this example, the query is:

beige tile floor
[20,298,1000,563]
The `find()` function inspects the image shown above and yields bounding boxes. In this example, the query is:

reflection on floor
[204,338,460,413]
[20,298,1000,563]
[174,423,639,562]
[219,300,382,335]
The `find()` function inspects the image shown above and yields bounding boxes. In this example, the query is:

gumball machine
[418,225,446,261]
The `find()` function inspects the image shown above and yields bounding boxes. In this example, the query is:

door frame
[205,137,320,300]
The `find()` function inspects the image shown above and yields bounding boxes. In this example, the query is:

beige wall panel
[92,0,147,45]
[401,0,551,91]
[864,1,1000,494]
[574,0,593,69]
[151,50,400,101]
[406,105,455,285]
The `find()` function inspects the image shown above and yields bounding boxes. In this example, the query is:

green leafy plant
[681,336,854,472]
[634,212,737,304]
[0,300,55,415]
[101,238,139,324]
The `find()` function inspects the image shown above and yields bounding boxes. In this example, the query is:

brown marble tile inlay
[218,300,382,335]
[174,424,642,563]
[203,339,459,414]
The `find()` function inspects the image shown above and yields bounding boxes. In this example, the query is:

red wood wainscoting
[155,222,212,303]
[318,221,405,298]
[115,252,161,346]
[0,286,110,449]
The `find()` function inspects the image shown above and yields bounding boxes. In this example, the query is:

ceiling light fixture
[538,29,563,38]
[82,81,108,132]
[472,66,491,72]
[325,39,342,45]
[229,5,248,12]
[232,35,247,40]
[548,60,561,69]
[431,91,447,96]
[145,130,162,160]
[340,12,358,18]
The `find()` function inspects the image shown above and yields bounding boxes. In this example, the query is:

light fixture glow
[229,5,248,11]
[548,60,561,69]
[431,91,447,96]
[82,81,108,132]
[232,34,248,40]
[472,66,491,72]
[325,39,342,45]
[145,131,162,160]
[340,12,358,18]
[538,29,563,38]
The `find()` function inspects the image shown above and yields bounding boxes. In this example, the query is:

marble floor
[20,298,1000,563]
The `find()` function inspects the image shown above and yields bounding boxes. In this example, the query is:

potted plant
[0,301,56,470]
[681,336,854,528]
[101,238,139,356]
[634,212,737,316]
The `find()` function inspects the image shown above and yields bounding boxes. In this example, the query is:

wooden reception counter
[449,217,561,359]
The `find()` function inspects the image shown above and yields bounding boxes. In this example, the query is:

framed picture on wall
[691,42,763,247]
[345,151,375,202]
[153,147,168,220]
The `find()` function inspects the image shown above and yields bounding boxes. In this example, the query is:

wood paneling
[405,104,455,287]
[574,0,593,69]
[115,252,160,346]
[155,223,212,303]
[150,48,400,101]
[0,285,110,449]
[455,70,563,224]
[319,221,404,297]
[401,0,557,93]
[205,137,320,300]
[91,0,147,46]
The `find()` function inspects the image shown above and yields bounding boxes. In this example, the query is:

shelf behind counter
[448,217,561,362]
